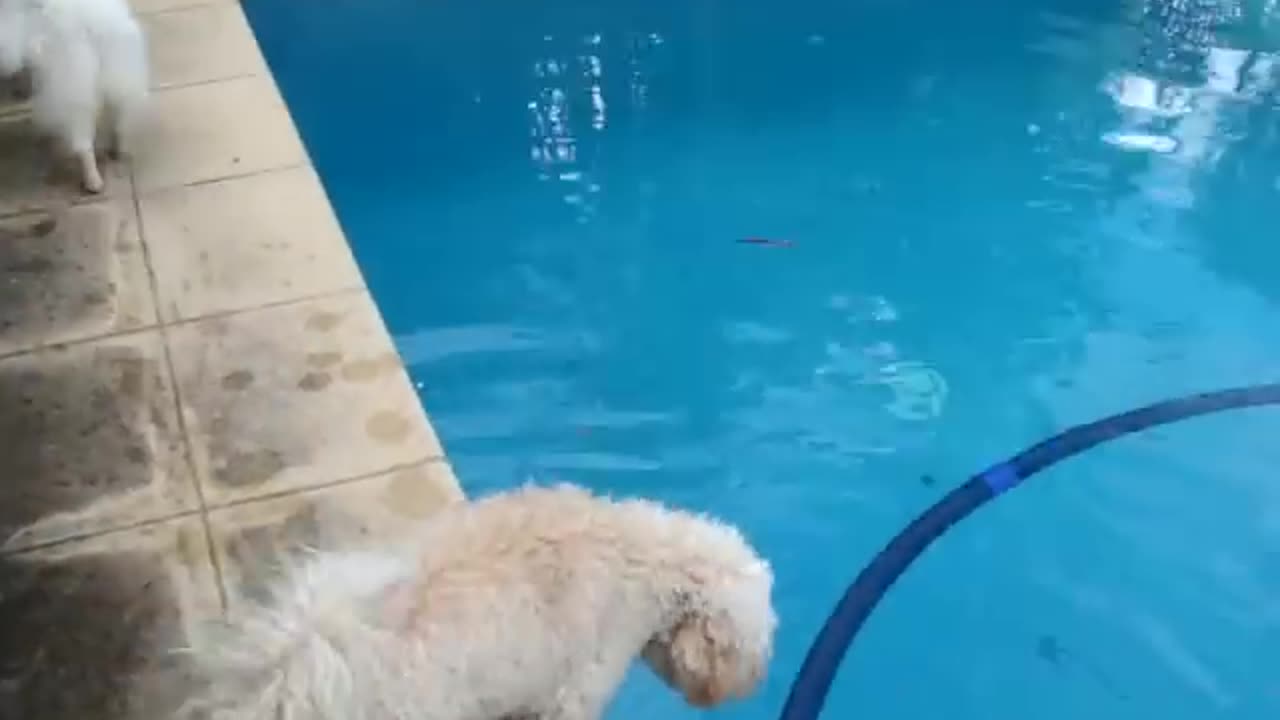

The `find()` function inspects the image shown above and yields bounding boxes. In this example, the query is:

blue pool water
[243,0,1280,717]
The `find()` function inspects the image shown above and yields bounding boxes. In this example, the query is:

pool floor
[244,0,1280,717]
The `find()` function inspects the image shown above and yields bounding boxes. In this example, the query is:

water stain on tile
[383,465,458,518]
[30,217,57,237]
[0,524,216,720]
[124,445,147,465]
[0,205,129,353]
[338,352,402,383]
[0,215,57,243]
[215,501,326,605]
[221,448,287,487]
[174,293,440,501]
[114,356,145,399]
[219,369,253,391]
[303,311,340,333]
[0,340,189,544]
[365,410,411,445]
[296,371,331,392]
[304,350,343,368]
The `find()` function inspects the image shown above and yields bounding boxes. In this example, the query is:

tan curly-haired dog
[182,483,777,720]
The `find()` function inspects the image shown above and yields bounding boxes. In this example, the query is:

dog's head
[641,560,776,708]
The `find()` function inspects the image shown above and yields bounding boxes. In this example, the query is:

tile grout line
[127,161,230,611]
[152,71,261,94]
[179,161,310,189]
[134,0,228,17]
[0,324,158,362]
[204,455,449,512]
[1,161,303,225]
[1,456,450,557]
[136,160,310,197]
[158,284,368,327]
[0,285,368,363]
[140,160,309,195]
[0,508,202,557]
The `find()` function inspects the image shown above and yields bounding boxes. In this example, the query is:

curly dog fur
[181,483,777,720]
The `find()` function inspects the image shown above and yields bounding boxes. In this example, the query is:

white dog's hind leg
[76,148,104,193]
[31,34,104,193]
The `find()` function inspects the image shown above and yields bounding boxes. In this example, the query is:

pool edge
[0,0,464,666]
[129,0,469,557]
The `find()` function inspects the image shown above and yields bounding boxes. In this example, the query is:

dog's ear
[668,612,741,708]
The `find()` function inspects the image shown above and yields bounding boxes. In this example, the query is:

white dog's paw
[81,173,105,194]
[78,152,105,194]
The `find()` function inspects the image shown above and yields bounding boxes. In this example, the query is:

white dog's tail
[29,0,149,132]
[181,550,418,720]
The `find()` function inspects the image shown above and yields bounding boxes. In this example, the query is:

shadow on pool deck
[0,2,461,717]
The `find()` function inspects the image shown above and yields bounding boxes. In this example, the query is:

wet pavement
[0,2,462,717]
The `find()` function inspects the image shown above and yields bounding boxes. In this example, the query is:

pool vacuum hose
[779,383,1280,720]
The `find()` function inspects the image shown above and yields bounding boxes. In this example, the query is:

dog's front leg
[542,698,603,720]
[543,656,631,720]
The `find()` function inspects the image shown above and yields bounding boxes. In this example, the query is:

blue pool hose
[778,383,1280,720]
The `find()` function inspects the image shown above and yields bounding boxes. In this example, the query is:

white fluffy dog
[0,0,148,193]
[181,484,777,720]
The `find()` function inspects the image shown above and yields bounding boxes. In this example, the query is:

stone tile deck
[0,1,463,716]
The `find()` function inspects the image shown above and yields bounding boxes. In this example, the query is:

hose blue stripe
[978,462,1021,495]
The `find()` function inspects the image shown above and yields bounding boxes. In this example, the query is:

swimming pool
[241,0,1280,717]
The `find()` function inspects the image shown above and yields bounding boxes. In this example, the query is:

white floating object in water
[1102,72,1190,117]
[1101,131,1177,153]
[1104,72,1159,111]
[873,361,948,422]
[1205,47,1249,94]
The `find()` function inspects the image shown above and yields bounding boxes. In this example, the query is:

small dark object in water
[1036,634,1128,700]
[738,237,793,248]
[919,474,936,487]
[1036,634,1064,664]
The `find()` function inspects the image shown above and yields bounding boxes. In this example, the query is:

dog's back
[180,484,775,720]
[29,0,148,111]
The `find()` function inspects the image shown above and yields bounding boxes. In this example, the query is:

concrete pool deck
[0,0,463,715]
